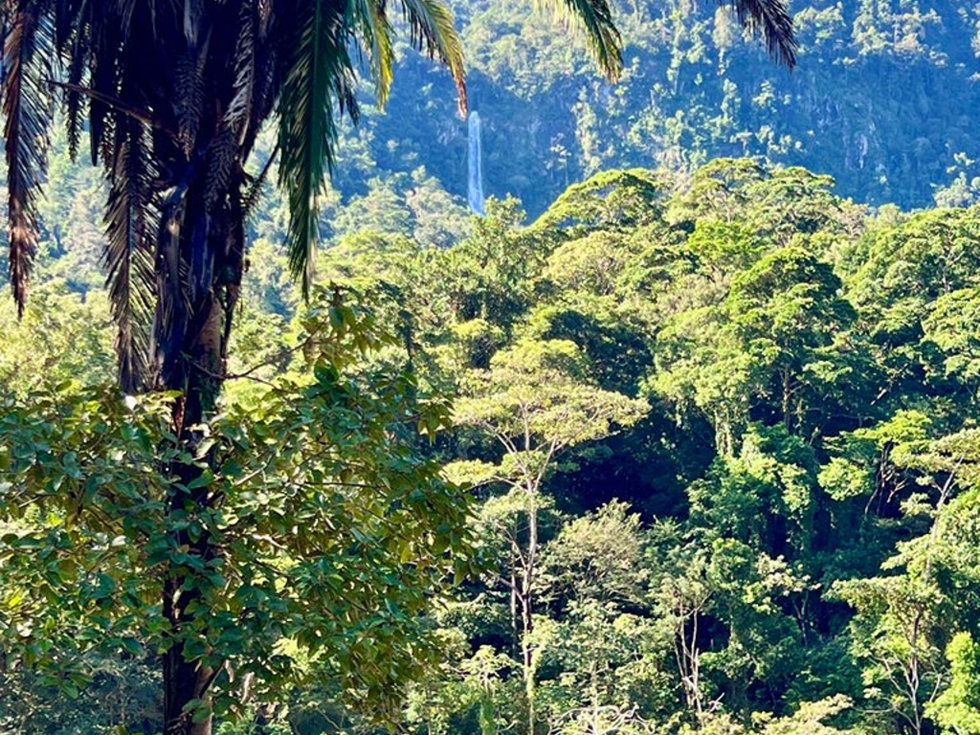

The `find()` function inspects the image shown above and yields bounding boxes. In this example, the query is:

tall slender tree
[0,1,796,733]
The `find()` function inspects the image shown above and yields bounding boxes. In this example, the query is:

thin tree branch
[46,79,174,135]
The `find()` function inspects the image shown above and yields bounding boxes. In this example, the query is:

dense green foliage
[309,0,980,217]
[0,285,474,733]
[0,4,795,729]
[6,151,980,735]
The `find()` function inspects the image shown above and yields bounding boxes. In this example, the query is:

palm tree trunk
[161,392,220,734]
[160,306,226,735]
[157,183,244,735]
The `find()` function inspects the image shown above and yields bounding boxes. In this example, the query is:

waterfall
[467,111,486,215]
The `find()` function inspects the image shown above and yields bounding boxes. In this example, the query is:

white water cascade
[467,111,486,215]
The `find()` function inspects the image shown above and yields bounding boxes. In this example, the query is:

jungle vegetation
[5,153,980,735]
[4,1,980,735]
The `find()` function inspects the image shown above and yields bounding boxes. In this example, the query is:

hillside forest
[5,1,980,735]
[312,0,980,217]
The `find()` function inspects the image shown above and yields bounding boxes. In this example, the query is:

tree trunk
[160,308,224,735]
[520,486,539,735]
[157,186,244,735]
[161,392,220,734]
[781,367,793,433]
[510,558,519,651]
[520,588,534,733]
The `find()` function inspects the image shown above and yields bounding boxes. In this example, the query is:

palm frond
[62,39,86,159]
[242,142,278,221]
[2,3,54,316]
[48,0,90,159]
[114,0,137,35]
[278,0,358,297]
[175,45,207,157]
[237,0,279,152]
[347,0,394,108]
[51,0,91,146]
[398,0,466,112]
[726,0,797,68]
[87,14,121,166]
[104,118,157,393]
[225,0,259,142]
[51,0,85,51]
[532,0,622,81]
[204,126,238,212]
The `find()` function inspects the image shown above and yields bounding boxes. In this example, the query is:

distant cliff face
[360,0,980,215]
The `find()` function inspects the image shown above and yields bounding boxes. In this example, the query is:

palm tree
[0,1,795,732]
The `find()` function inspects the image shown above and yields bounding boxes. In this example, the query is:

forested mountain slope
[26,0,974,281]
[355,0,980,215]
